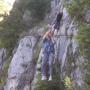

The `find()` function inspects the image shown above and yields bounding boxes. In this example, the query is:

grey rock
[4,36,40,90]
[85,10,90,23]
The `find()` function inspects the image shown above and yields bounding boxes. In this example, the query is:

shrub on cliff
[27,0,51,22]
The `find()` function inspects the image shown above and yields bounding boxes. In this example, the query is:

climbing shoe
[41,76,47,80]
[48,76,52,81]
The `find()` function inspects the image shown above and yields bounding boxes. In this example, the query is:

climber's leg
[41,53,48,80]
[48,53,54,80]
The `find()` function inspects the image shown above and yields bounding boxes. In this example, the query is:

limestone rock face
[4,36,40,90]
[85,10,90,23]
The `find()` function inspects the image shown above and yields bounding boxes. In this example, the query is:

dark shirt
[54,12,63,30]
[56,12,63,23]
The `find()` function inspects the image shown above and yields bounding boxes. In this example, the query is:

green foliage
[64,76,72,90]
[0,29,19,54]
[0,57,11,87]
[35,73,64,90]
[65,0,90,58]
[67,1,83,21]
[66,0,90,22]
[0,0,51,54]
[0,2,27,55]
[0,0,51,55]
[65,0,90,89]
[27,0,51,22]
[77,24,90,58]
[0,5,25,85]
[34,62,65,90]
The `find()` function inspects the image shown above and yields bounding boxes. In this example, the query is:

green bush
[67,0,84,21]
[77,24,90,58]
[66,0,90,22]
[65,0,90,58]
[34,62,65,90]
[35,73,64,90]
[0,4,27,55]
[0,29,19,54]
[27,0,51,22]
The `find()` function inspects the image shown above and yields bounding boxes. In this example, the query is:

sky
[0,0,16,21]
[4,0,15,6]
[4,0,15,11]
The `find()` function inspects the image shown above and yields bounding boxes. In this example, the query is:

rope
[54,34,75,37]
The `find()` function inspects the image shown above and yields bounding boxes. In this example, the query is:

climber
[50,10,63,61]
[52,11,63,35]
[41,30,55,81]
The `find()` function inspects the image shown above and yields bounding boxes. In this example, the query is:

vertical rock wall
[4,35,40,90]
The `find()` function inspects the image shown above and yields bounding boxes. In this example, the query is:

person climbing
[52,11,63,35]
[41,29,55,81]
[51,9,63,62]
